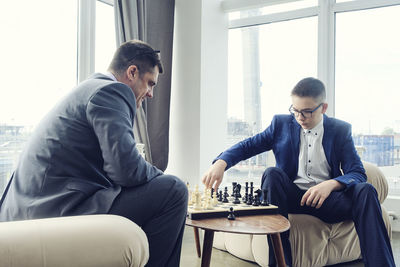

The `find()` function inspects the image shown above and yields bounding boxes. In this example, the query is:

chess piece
[224,186,229,197]
[223,187,229,203]
[236,184,242,198]
[233,186,241,204]
[218,190,223,202]
[193,191,202,210]
[243,182,249,202]
[246,192,253,205]
[261,189,269,206]
[227,207,235,220]
[232,182,237,196]
[212,191,218,206]
[186,182,192,205]
[252,189,261,206]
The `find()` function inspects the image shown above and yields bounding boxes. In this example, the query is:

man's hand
[202,160,227,191]
[300,179,344,209]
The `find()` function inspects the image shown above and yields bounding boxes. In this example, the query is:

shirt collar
[302,116,324,136]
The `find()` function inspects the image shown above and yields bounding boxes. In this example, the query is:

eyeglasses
[289,103,323,119]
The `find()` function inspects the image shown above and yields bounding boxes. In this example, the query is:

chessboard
[187,182,278,220]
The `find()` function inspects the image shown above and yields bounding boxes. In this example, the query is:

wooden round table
[186,214,290,267]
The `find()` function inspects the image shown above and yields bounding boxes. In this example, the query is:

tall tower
[241,10,262,135]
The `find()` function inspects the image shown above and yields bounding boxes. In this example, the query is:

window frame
[222,0,400,117]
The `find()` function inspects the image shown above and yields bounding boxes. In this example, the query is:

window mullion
[317,0,335,117]
[77,0,96,83]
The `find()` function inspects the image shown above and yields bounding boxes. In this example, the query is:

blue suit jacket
[0,73,162,221]
[216,114,366,188]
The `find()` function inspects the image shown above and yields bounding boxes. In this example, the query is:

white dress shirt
[294,117,331,190]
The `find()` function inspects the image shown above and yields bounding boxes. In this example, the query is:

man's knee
[159,175,188,205]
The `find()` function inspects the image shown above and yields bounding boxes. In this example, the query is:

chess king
[202,77,395,267]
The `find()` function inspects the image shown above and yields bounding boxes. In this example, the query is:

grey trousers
[109,175,188,267]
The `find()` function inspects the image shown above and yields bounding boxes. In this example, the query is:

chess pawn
[227,207,235,220]
[204,196,213,210]
[218,190,223,202]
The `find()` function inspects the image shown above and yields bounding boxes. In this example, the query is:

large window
[95,0,116,72]
[0,0,78,193]
[0,0,115,194]
[336,5,400,195]
[226,16,317,185]
[225,0,400,196]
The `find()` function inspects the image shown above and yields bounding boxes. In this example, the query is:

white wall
[167,0,228,186]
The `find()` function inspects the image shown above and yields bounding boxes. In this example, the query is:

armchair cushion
[0,215,149,267]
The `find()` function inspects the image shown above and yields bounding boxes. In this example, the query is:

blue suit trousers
[261,167,395,267]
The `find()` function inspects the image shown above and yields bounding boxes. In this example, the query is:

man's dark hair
[108,40,163,76]
[291,77,326,102]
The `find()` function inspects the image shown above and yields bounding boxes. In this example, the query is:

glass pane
[229,0,317,20]
[335,5,400,195]
[95,1,116,72]
[226,16,317,186]
[0,0,78,193]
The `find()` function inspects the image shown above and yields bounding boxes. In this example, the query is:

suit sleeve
[333,123,367,188]
[86,83,162,187]
[214,116,277,170]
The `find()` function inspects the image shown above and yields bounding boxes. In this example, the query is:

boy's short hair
[291,77,326,102]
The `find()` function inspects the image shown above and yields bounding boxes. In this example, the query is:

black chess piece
[246,193,253,205]
[261,189,269,206]
[224,186,229,197]
[233,187,241,204]
[243,182,249,202]
[232,182,237,196]
[227,207,235,220]
[252,189,261,206]
[236,184,242,198]
[223,187,229,203]
[218,190,223,202]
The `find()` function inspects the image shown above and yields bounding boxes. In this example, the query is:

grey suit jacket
[0,73,162,221]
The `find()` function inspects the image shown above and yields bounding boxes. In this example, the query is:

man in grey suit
[0,40,188,267]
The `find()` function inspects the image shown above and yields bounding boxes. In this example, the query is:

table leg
[193,227,201,258]
[201,229,214,267]
[270,233,286,267]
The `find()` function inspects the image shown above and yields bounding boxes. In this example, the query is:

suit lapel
[322,114,334,166]
[290,116,301,164]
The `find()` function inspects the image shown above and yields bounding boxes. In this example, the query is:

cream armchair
[0,215,149,267]
[213,161,391,267]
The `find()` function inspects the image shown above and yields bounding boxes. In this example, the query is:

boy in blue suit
[202,77,395,267]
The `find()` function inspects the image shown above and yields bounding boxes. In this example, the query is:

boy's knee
[262,167,286,188]
[353,183,377,200]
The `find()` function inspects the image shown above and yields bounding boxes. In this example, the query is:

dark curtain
[114,0,175,171]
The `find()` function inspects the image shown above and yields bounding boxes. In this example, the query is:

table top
[186,214,290,235]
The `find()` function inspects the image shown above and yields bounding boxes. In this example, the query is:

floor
[180,227,400,267]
